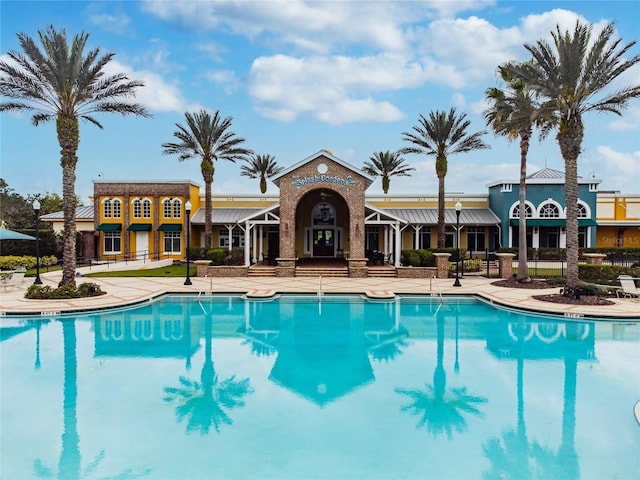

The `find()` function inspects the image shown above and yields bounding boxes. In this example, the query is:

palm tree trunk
[57,116,79,287]
[437,175,446,248]
[436,155,447,248]
[204,176,212,249]
[517,129,531,282]
[558,122,583,295]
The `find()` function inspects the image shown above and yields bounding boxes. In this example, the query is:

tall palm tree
[163,109,252,248]
[362,150,415,194]
[396,313,487,438]
[0,26,149,287]
[505,21,640,296]
[240,154,283,194]
[485,62,550,283]
[164,309,253,434]
[401,108,489,247]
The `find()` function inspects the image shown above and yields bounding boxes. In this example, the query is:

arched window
[112,199,122,218]
[173,199,182,218]
[312,202,336,226]
[577,203,587,218]
[539,203,560,218]
[163,199,172,218]
[509,201,534,218]
[132,199,141,218]
[103,199,112,218]
[143,199,151,218]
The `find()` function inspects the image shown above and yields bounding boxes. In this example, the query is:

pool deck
[1,261,638,319]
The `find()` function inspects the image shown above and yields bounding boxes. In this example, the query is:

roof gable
[272,150,374,188]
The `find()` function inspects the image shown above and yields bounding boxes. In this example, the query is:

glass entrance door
[313,229,335,257]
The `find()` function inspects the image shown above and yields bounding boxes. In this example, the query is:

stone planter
[583,253,607,265]
[495,253,516,279]
[194,260,211,277]
[432,253,452,279]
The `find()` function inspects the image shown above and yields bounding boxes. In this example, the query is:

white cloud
[206,70,240,95]
[104,60,196,113]
[594,146,640,192]
[248,53,418,124]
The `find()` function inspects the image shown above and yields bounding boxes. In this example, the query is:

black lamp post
[33,199,43,285]
[453,200,462,287]
[184,200,192,286]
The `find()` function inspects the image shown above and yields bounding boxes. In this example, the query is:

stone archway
[274,153,369,277]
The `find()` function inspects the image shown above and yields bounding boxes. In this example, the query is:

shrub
[0,255,58,270]
[578,264,640,286]
[401,249,420,267]
[25,282,104,299]
[416,249,435,267]
[207,248,229,265]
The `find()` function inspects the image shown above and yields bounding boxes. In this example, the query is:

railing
[80,250,173,271]
[430,275,443,303]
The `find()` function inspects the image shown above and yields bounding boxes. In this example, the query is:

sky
[1,0,639,204]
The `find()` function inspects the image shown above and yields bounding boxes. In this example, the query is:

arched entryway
[295,189,350,259]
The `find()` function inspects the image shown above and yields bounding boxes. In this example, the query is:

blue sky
[1,0,639,203]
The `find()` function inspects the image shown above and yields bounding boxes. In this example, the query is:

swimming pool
[1,294,638,479]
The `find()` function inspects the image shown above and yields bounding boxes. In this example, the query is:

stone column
[433,253,451,279]
[496,253,516,279]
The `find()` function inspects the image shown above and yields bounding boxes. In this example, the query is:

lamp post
[184,200,192,286]
[453,200,462,287]
[33,199,42,285]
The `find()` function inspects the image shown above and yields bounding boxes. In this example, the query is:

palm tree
[485,62,550,283]
[362,150,415,194]
[0,26,149,287]
[240,154,283,194]
[164,309,253,434]
[505,21,640,296]
[163,109,252,248]
[401,108,489,247]
[396,314,487,438]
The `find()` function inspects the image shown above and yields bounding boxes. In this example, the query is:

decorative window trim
[500,183,512,192]
[537,199,563,218]
[509,200,535,218]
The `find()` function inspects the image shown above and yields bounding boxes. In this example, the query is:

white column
[414,225,421,249]
[559,227,566,248]
[383,225,389,256]
[244,222,251,266]
[532,227,540,248]
[259,225,264,262]
[252,223,258,263]
[394,222,401,267]
[227,225,234,252]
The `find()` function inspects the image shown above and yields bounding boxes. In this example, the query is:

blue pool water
[1,295,639,480]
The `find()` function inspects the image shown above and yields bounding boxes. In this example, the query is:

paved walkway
[1,261,638,319]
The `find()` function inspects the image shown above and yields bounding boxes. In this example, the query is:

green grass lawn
[83,265,196,277]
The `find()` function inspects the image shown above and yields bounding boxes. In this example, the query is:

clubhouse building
[42,150,640,276]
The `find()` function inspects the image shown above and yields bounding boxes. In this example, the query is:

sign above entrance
[291,172,357,189]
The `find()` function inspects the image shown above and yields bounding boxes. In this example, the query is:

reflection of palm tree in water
[34,320,150,479]
[396,314,486,438]
[164,309,253,434]
[482,320,581,479]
